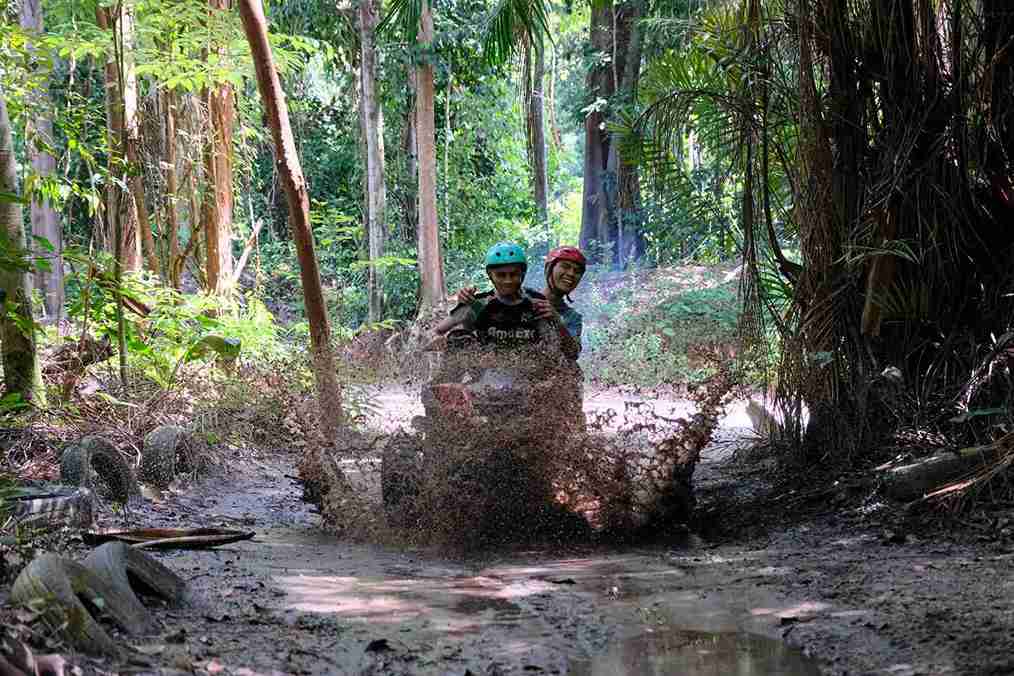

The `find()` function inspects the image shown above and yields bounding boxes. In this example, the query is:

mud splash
[570,629,822,675]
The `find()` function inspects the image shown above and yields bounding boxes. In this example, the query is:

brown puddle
[570,630,823,675]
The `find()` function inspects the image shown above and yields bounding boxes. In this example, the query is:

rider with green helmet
[433,242,551,348]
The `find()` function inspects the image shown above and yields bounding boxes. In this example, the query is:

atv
[381,326,585,537]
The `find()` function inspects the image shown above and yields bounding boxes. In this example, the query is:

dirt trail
[38,388,1014,675]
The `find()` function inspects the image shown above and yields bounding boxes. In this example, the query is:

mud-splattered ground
[5,387,1014,675]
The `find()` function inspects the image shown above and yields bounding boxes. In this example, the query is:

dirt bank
[4,391,1012,675]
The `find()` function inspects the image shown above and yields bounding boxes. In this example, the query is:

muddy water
[570,630,822,675]
[121,388,831,674]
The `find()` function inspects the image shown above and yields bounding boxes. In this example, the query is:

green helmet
[484,242,527,271]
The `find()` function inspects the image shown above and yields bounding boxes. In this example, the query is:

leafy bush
[580,270,742,387]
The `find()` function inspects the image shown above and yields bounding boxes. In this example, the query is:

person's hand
[532,298,560,323]
[455,286,478,305]
[421,333,447,352]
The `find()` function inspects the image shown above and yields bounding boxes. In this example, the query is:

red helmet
[545,246,587,271]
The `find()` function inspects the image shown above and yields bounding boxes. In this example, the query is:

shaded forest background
[0,0,1012,488]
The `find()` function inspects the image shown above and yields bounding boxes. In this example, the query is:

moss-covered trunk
[0,89,45,405]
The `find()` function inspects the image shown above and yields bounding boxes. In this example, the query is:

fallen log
[880,445,1003,502]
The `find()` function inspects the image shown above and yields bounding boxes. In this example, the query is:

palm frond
[480,0,551,67]
[377,0,422,41]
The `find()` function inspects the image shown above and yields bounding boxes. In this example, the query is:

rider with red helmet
[541,246,587,360]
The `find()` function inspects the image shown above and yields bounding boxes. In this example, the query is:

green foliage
[581,271,741,387]
[63,252,286,389]
[480,0,550,66]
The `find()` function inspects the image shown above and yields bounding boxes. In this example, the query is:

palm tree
[480,0,552,227]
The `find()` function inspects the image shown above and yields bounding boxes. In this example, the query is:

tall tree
[202,0,236,294]
[359,0,387,322]
[0,89,45,404]
[605,0,644,266]
[578,0,614,260]
[19,0,63,322]
[414,0,445,310]
[96,4,142,272]
[480,0,551,229]
[525,39,549,226]
[238,0,343,438]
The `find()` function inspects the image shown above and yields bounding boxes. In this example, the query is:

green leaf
[185,335,242,363]
[31,235,55,252]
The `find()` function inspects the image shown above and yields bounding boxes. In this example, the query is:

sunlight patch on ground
[276,572,555,622]
[750,601,831,619]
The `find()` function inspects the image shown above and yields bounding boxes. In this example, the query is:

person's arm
[433,305,470,336]
[533,300,581,360]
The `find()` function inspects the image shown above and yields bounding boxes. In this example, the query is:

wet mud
[34,386,1014,675]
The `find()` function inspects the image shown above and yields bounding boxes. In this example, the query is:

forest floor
[4,385,1014,675]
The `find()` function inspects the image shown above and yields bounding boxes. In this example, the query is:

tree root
[10,543,186,656]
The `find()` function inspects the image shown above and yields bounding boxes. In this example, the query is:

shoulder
[523,287,547,300]
[451,290,494,314]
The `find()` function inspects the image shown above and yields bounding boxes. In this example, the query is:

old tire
[139,425,187,488]
[10,543,186,656]
[83,541,187,604]
[60,436,139,503]
[8,487,94,530]
[381,433,423,528]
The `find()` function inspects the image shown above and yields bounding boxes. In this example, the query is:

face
[487,265,525,298]
[550,260,585,295]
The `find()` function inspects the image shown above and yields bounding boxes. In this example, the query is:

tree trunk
[0,89,45,404]
[525,37,549,227]
[547,44,563,151]
[164,91,182,288]
[19,0,63,323]
[201,0,235,295]
[579,0,614,260]
[403,68,418,241]
[119,3,156,276]
[96,5,141,273]
[359,0,387,323]
[415,0,445,310]
[613,0,644,264]
[238,0,343,438]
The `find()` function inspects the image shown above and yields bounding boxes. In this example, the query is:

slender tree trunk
[19,0,63,323]
[614,0,644,263]
[96,7,121,259]
[238,0,343,437]
[524,38,549,227]
[415,0,445,310]
[0,90,45,404]
[547,44,563,151]
[359,0,387,323]
[164,91,183,287]
[202,0,236,295]
[402,69,418,241]
[579,0,614,260]
[119,4,156,276]
[96,5,142,272]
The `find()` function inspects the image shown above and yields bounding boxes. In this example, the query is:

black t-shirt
[455,288,547,348]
